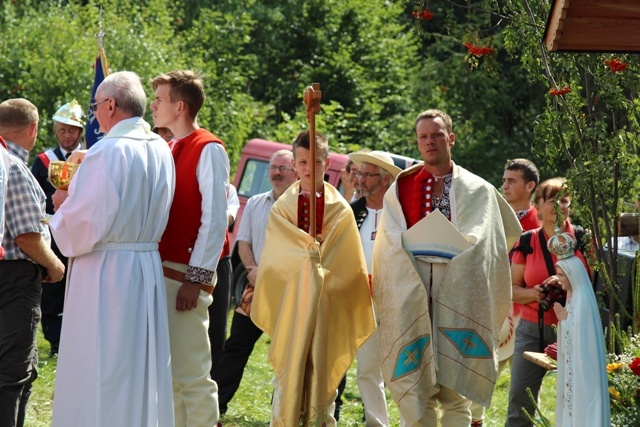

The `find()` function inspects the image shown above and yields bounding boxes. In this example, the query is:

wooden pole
[303,83,322,239]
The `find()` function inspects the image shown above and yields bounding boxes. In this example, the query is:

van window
[237,159,272,198]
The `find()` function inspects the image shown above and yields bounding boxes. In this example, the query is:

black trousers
[208,256,232,373]
[0,260,41,427]
[39,242,66,353]
[212,310,263,413]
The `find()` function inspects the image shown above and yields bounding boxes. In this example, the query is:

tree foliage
[438,0,640,331]
[1,0,548,185]
[505,0,640,330]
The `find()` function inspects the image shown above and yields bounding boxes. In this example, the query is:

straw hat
[349,150,402,179]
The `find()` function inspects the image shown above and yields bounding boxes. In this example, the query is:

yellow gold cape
[373,164,522,426]
[251,182,375,426]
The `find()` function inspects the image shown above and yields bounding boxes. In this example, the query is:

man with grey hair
[213,149,298,415]
[0,98,65,427]
[49,71,176,427]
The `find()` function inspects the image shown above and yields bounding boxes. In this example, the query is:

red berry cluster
[463,42,495,57]
[604,58,628,73]
[412,8,434,21]
[548,86,571,96]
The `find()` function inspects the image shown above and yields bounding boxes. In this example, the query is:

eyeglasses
[353,172,381,179]
[90,98,110,112]
[269,165,294,173]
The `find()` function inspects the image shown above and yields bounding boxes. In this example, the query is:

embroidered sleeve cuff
[185,266,215,286]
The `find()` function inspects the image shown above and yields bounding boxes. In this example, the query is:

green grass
[29,318,557,426]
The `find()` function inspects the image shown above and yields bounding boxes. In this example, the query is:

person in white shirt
[348,151,401,426]
[213,149,298,415]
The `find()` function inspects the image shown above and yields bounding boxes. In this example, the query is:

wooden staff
[303,83,322,239]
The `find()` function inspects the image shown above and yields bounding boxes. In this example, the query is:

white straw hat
[349,150,402,179]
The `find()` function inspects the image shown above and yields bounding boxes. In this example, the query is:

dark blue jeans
[0,260,41,427]
[505,318,557,427]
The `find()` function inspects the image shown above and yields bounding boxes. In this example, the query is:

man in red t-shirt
[502,158,541,233]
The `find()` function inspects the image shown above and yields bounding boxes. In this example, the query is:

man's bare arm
[238,240,258,284]
[14,232,65,282]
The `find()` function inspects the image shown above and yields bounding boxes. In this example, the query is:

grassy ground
[29,319,557,426]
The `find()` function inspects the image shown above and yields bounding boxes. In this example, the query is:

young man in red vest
[151,70,230,427]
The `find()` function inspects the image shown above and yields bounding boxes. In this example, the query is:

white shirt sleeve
[188,142,230,273]
[236,196,254,245]
[227,184,240,224]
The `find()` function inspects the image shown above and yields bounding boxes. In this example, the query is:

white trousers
[400,385,471,427]
[164,261,219,427]
[356,328,389,426]
[470,357,511,422]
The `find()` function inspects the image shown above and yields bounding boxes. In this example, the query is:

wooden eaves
[544,0,640,53]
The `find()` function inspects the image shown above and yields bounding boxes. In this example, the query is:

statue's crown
[547,228,576,260]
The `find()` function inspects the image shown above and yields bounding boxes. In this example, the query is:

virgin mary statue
[552,233,610,427]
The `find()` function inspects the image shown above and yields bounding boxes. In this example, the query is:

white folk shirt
[236,189,276,263]
[49,117,176,427]
[189,142,230,276]
[358,207,382,273]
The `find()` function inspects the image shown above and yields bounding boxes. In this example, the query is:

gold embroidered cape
[251,182,375,426]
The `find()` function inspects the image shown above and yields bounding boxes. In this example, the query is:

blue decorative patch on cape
[440,328,492,358]
[409,249,456,259]
[392,335,430,380]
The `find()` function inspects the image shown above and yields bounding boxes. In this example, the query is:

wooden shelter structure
[544,0,640,52]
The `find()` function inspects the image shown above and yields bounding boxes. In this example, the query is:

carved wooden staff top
[303,83,322,239]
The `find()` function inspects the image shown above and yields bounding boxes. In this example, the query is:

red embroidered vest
[297,192,324,235]
[398,167,450,227]
[159,129,224,264]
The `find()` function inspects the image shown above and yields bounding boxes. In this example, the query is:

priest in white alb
[49,71,176,427]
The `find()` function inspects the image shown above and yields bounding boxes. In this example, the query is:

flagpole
[97,7,109,77]
[86,8,110,148]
